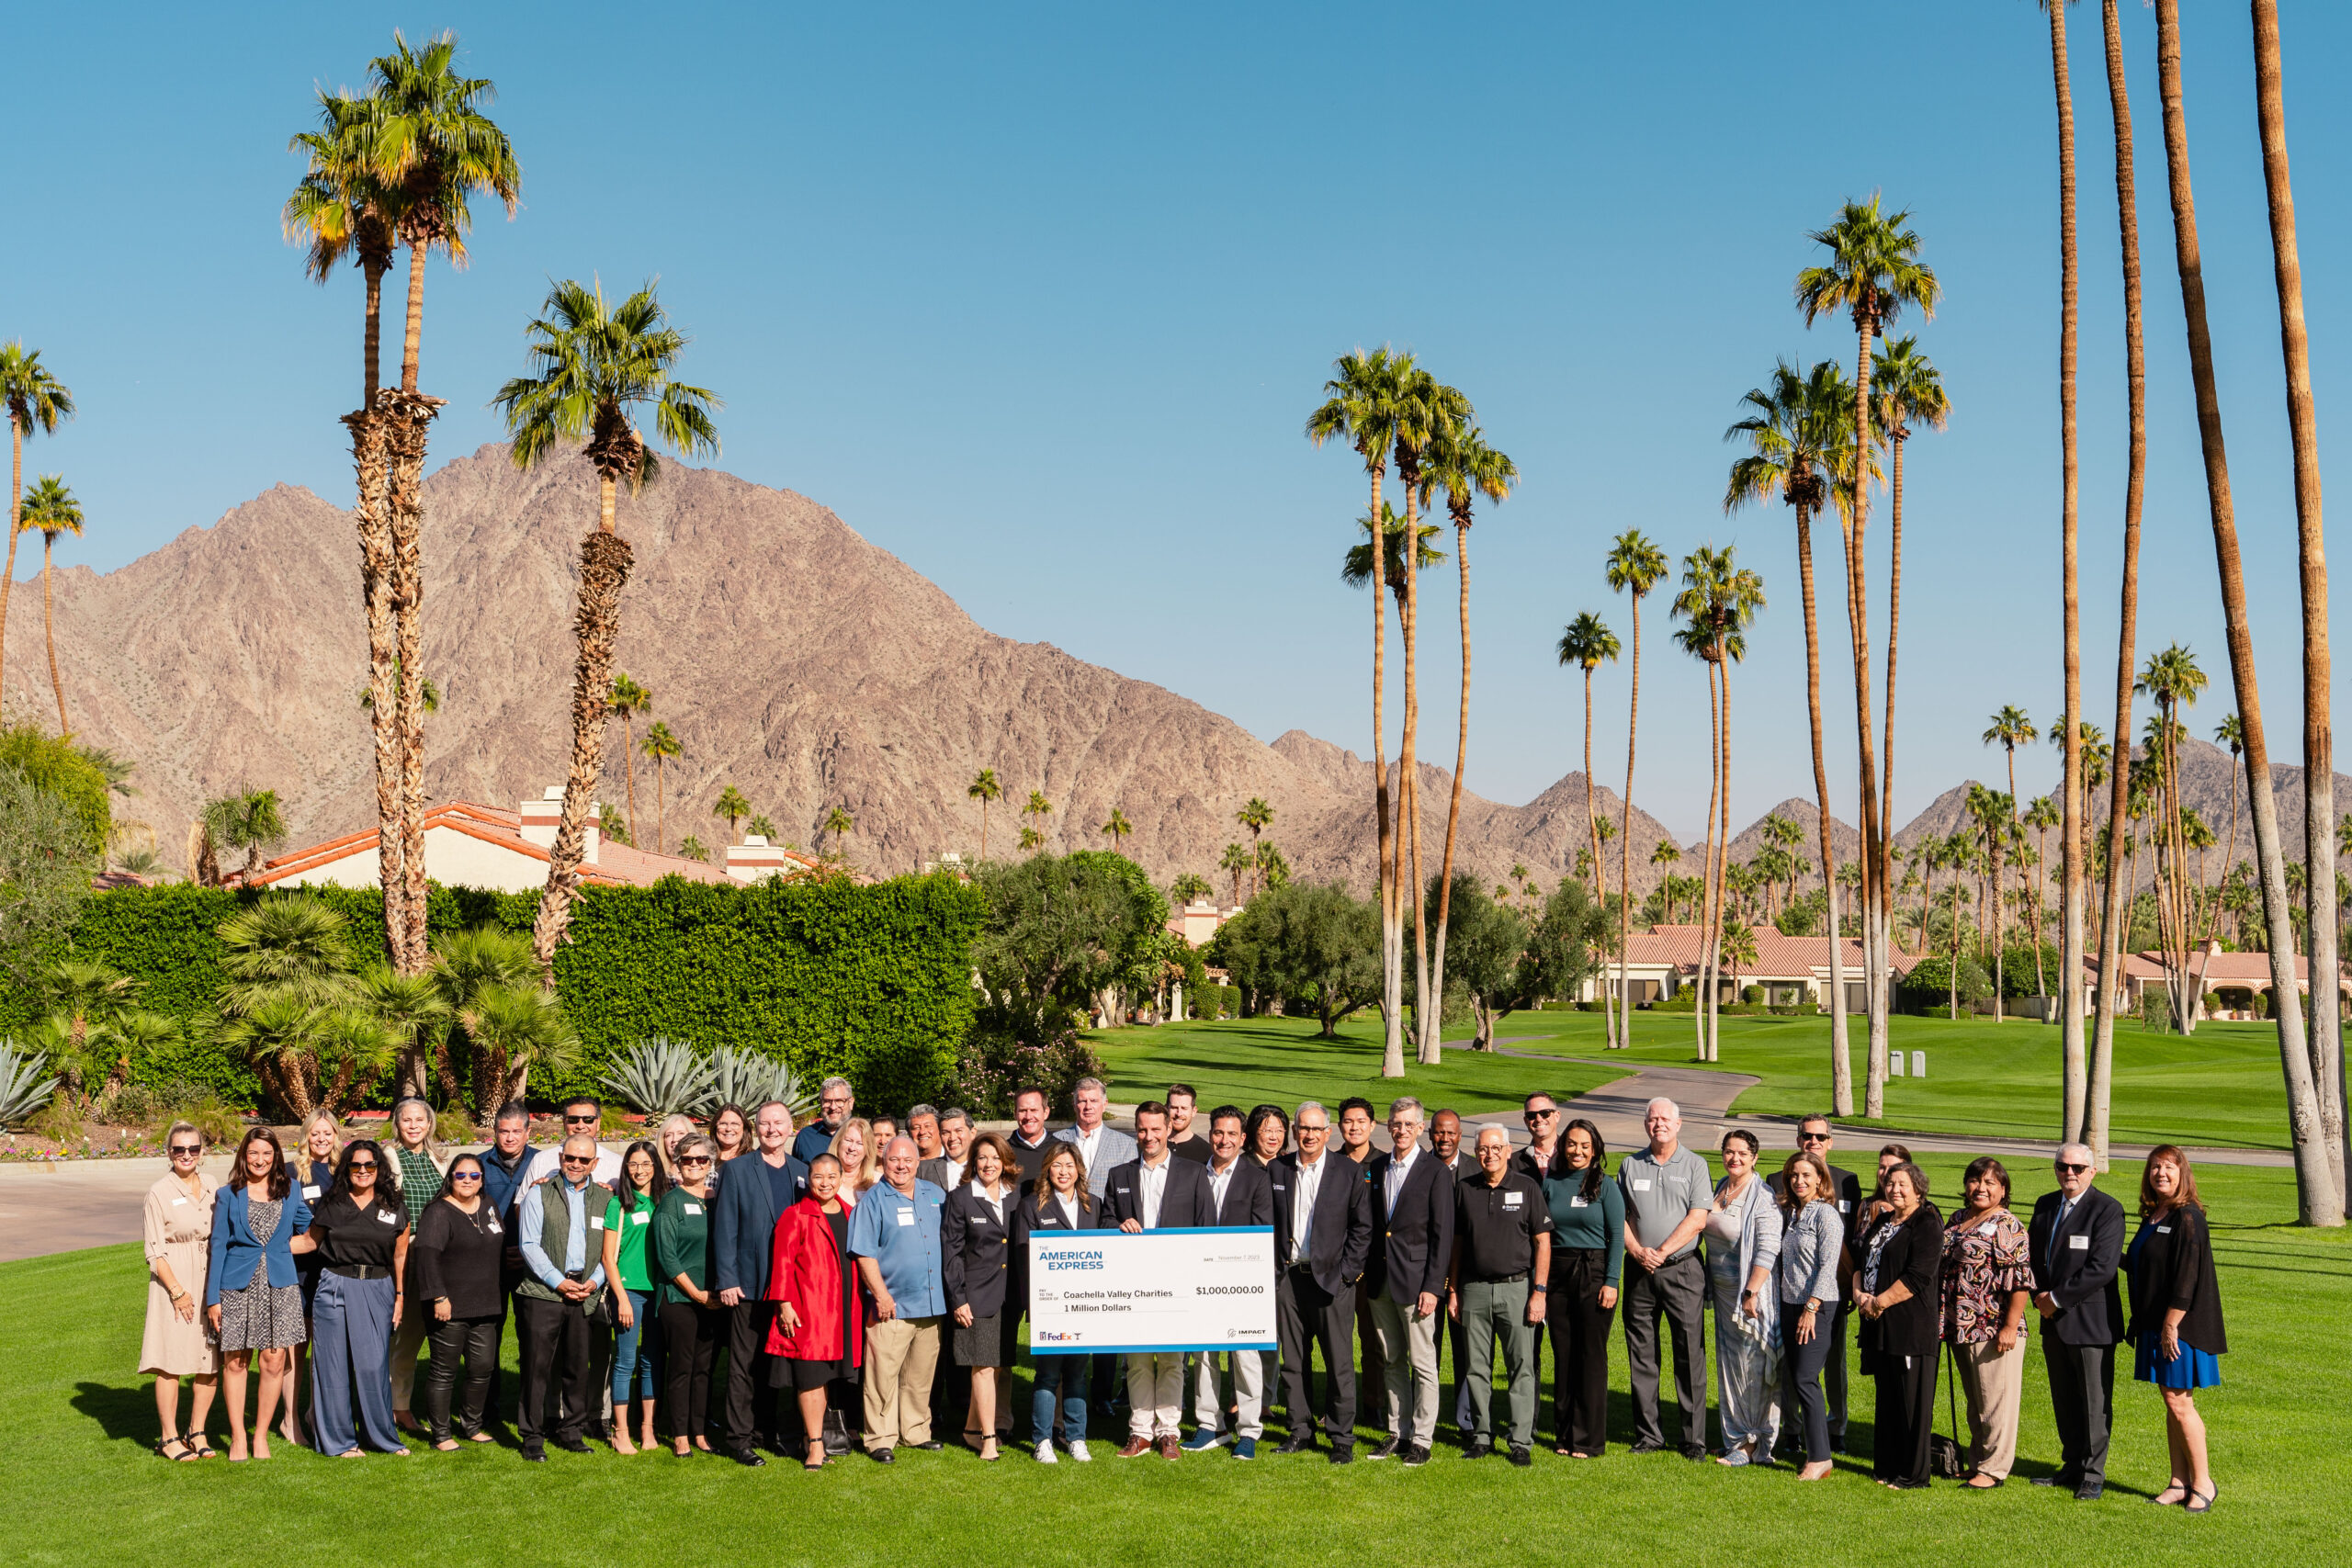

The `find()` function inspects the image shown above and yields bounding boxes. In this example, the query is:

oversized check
[1026,1226,1277,1353]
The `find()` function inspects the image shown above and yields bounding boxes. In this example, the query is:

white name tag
[2068,1234,2090,1251]
[589,1216,605,1231]
[1978,1222,1998,1235]
[632,1212,650,1226]
[1633,1179,1654,1192]
[2155,1224,2172,1235]
[488,1221,502,1234]
[684,1202,703,1216]
[303,1184,322,1201]
[1503,1192,1523,1209]
[172,1196,189,1206]
[895,1207,915,1227]
[1569,1195,1590,1209]
[378,1210,400,1225]
[1838,1200,1851,1213]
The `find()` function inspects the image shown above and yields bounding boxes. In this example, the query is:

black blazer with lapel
[1202,1158,1273,1227]
[2027,1187,2127,1346]
[1103,1156,1216,1231]
[1365,1150,1453,1304]
[2124,1202,2226,1355]
[1269,1151,1372,1297]
[940,1183,1016,1318]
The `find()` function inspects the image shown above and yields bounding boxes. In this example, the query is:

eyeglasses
[2055,1161,2091,1175]
[169,1144,204,1156]
[1295,1122,1329,1134]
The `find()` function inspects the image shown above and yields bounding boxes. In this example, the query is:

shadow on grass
[72,1381,158,1445]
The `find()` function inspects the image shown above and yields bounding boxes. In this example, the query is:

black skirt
[952,1313,1012,1368]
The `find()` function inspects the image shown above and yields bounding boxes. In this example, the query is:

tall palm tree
[607,674,651,845]
[712,785,751,844]
[1306,347,1411,1077]
[639,722,682,855]
[17,477,83,731]
[1237,796,1274,894]
[2091,0,2151,1162]
[967,769,1001,860]
[1100,808,1133,857]
[1983,705,2037,1021]
[1219,842,1252,908]
[824,806,854,856]
[1871,336,1951,872]
[1607,531,1670,1051]
[496,277,718,970]
[2137,645,2207,1032]
[1673,544,1764,1062]
[2252,0,2344,1206]
[2151,0,2336,1223]
[1420,413,1517,1066]
[1558,612,1622,1045]
[2199,713,2245,1002]
[1726,355,1858,1110]
[0,344,73,710]
[1796,195,1939,1119]
[2025,794,2062,997]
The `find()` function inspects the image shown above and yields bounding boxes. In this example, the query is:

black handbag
[1928,1343,1967,1479]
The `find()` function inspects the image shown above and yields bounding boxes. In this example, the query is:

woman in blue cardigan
[206,1129,315,1461]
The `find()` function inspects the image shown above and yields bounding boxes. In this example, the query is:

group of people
[136,1077,2226,1508]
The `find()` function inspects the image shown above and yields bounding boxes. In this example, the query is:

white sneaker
[1068,1439,1093,1463]
[1033,1441,1057,1464]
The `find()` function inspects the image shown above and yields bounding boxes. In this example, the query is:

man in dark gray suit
[2027,1142,2126,1501]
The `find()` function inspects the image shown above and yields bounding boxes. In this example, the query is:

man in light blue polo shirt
[848,1134,947,1461]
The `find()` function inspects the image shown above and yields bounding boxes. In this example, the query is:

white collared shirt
[1054,1191,1080,1229]
[1137,1154,1170,1230]
[1208,1158,1238,1216]
[1075,1125,1104,1171]
[1385,1145,1419,1211]
[1292,1153,1325,1254]
[968,1180,1006,1224]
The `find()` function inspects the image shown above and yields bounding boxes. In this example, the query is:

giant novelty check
[1026,1226,1278,1353]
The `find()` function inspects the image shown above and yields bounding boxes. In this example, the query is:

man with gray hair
[1617,1096,1712,1458]
[1053,1078,1136,1201]
[2026,1143,2125,1500]
[1364,1097,1451,1464]
[1269,1100,1372,1462]
[795,1077,854,1165]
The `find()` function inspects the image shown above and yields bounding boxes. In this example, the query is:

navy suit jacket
[709,1152,808,1296]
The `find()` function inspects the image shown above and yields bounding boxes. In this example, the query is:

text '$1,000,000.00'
[1025,1227,1278,1353]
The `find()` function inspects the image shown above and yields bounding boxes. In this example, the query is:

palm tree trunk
[1792,509,1853,1107]
[621,714,639,845]
[1619,592,1644,1049]
[1371,475,1403,1079]
[1697,658,1722,1062]
[1585,665,1613,1048]
[381,387,440,973]
[2153,0,2339,1224]
[1712,658,1735,1059]
[533,493,635,975]
[400,242,426,393]
[41,536,65,731]
[1835,391,1887,1111]
[2254,0,2346,1209]
[655,755,667,854]
[362,256,387,410]
[1401,492,1429,1059]
[1881,433,1905,906]
[0,419,20,706]
[1425,520,1474,1067]
[2049,0,2091,1148]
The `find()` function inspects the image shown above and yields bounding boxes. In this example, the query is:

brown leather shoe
[1116,1437,1153,1459]
[1157,1435,1182,1460]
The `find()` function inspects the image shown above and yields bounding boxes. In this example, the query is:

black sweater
[411,1197,508,1319]
[1856,1204,1944,1363]
[2126,1203,2227,1356]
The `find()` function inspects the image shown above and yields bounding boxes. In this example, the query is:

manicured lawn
[6,1157,2341,1563]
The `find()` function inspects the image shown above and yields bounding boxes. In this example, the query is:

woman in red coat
[766,1154,863,1469]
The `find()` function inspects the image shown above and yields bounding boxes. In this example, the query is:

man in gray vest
[514,1134,609,1461]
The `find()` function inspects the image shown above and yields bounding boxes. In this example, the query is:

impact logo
[1043,1249,1106,1272]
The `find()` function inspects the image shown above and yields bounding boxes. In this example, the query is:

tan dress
[141,1172,221,1377]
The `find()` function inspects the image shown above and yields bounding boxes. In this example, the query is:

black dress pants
[423,1314,501,1442]
[1622,1252,1707,1452]
[2044,1338,2116,1486]
[724,1300,784,1452]
[1871,1349,1937,1485]
[660,1300,718,1439]
[1276,1266,1356,1450]
[514,1295,593,1451]
[1548,1248,1616,1455]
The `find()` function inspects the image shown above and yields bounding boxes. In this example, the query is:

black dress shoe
[1509,1445,1532,1468]
[1328,1446,1354,1465]
[1275,1434,1316,1455]
[2075,1482,2104,1501]
[1368,1437,1399,1460]
[2032,1471,2079,1489]
[520,1447,547,1463]
[1682,1446,1708,1462]
[730,1448,766,1467]
[870,1447,896,1464]
[1464,1438,1494,1459]
[1400,1444,1430,1467]
[551,1436,591,1455]
[908,1440,944,1451]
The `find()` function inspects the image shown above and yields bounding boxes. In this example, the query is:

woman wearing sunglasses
[412,1153,506,1450]
[300,1138,412,1457]
[653,1134,722,1455]
[142,1122,221,1460]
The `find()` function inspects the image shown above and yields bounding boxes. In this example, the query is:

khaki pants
[862,1316,942,1451]
[1956,1335,2026,1481]
[1367,1293,1442,1446]
[1125,1351,1185,1439]
[1192,1349,1263,1440]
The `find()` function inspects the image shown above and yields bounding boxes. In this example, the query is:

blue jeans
[1031,1354,1090,1446]
[612,1290,659,1404]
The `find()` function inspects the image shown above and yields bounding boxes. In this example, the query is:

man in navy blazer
[1364,1098,1453,1464]
[1269,1100,1373,1462]
[709,1101,808,1466]
[2026,1144,2127,1500]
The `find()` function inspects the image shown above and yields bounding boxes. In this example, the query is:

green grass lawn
[6,1156,2341,1563]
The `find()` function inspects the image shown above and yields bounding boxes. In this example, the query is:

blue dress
[2127,1221,2220,1390]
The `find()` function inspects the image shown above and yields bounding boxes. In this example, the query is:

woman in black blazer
[1010,1141,1104,1462]
[1852,1161,1944,1489]
[943,1134,1020,1460]
[2127,1145,2226,1514]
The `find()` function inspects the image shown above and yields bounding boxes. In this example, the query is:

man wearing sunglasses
[524,1099,623,1187]
[1510,1095,1562,1183]
[2026,1144,2125,1501]
[1770,1117,1863,1455]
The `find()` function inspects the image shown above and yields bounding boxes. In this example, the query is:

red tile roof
[234,800,736,890]
[1625,924,1924,979]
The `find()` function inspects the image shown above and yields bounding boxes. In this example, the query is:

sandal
[2186,1487,2216,1515]
[187,1438,218,1460]
[2152,1483,2189,1506]
[159,1438,197,1462]
[805,1440,828,1471]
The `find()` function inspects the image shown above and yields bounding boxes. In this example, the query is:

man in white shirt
[1183,1105,1274,1457]
[1105,1102,1213,1458]
[522,1097,623,1185]
[1365,1098,1452,1463]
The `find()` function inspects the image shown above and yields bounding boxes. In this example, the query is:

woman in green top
[1542,1116,1625,1458]
[600,1140,668,1453]
[652,1134,719,1456]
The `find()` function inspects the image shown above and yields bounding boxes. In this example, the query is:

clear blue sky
[6,1,2348,839]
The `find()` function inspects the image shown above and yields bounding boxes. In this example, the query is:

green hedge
[5,875,984,1111]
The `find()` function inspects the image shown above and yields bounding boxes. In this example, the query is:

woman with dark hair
[205,1128,312,1461]
[766,1153,863,1469]
[653,1134,720,1456]
[1853,1160,1942,1488]
[1708,1128,1784,1465]
[1012,1141,1102,1462]
[601,1139,669,1453]
[1863,1143,1916,1224]
[1539,1116,1622,1458]
[1939,1155,2033,1487]
[1775,1151,1844,1481]
[707,1103,752,1190]
[2128,1145,2226,1514]
[412,1152,504,1449]
[300,1138,412,1457]
[944,1133,1021,1459]
[1245,1104,1289,1167]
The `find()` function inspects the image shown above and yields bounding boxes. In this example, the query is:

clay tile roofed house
[231,785,822,895]
[2084,942,2351,1022]
[1586,923,1921,1012]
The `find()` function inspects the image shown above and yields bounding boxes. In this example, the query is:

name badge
[1569,1195,1589,1208]
[1838,1200,1851,1213]
[172,1196,189,1206]
[632,1212,650,1226]
[2068,1234,2089,1251]
[1978,1222,1997,1235]
[1503,1192,1523,1209]
[684,1202,703,1215]
[378,1209,400,1225]
[1632,1179,1654,1192]
[589,1216,605,1231]
[303,1184,322,1201]
[2155,1224,2172,1234]
[488,1221,502,1234]
[1272,1181,1286,1191]
[896,1207,915,1227]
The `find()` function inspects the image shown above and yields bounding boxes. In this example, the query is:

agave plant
[601,1036,718,1119]
[0,1040,60,1129]
[708,1044,813,1120]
